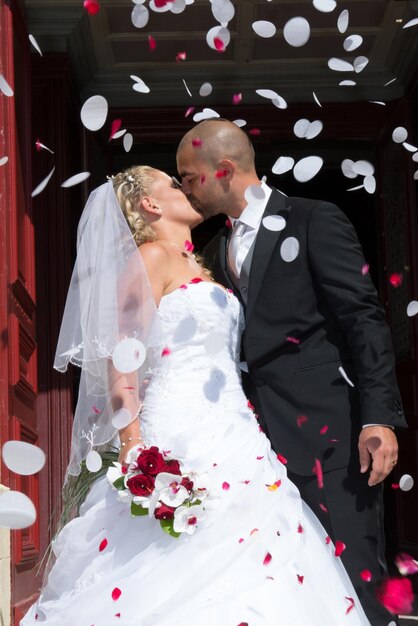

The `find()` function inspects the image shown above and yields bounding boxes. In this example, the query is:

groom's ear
[217,159,234,182]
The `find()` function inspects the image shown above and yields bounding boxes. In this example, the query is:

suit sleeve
[307,201,407,428]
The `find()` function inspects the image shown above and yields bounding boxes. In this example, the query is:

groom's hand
[358,426,398,486]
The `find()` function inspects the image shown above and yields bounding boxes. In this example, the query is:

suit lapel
[245,189,291,322]
[216,228,236,292]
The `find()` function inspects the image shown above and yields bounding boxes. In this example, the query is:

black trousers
[287,465,397,626]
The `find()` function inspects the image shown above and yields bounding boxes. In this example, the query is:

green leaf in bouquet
[160,519,181,538]
[131,501,148,516]
[112,476,126,490]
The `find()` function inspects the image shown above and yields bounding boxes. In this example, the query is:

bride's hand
[118,440,144,467]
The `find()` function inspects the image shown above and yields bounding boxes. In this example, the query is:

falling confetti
[61,172,91,188]
[29,34,43,56]
[1,441,46,475]
[32,166,56,198]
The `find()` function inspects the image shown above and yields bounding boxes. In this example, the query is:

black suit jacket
[204,190,407,474]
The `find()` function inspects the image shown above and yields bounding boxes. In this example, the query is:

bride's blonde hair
[112,165,158,247]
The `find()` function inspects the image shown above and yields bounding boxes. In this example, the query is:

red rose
[376,577,414,615]
[163,459,182,476]
[126,474,155,497]
[180,477,194,492]
[154,503,176,520]
[136,447,166,476]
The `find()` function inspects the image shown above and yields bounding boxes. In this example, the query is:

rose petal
[389,273,403,288]
[263,552,272,565]
[148,35,156,51]
[297,574,304,584]
[80,95,108,131]
[319,503,328,513]
[222,481,230,490]
[395,552,418,576]
[252,20,276,38]
[297,415,308,428]
[313,458,324,489]
[345,597,355,615]
[407,301,418,317]
[283,17,311,48]
[297,523,304,533]
[99,538,108,552]
[111,587,122,601]
[376,577,414,614]
[276,453,287,464]
[362,263,370,275]
[399,474,414,491]
[320,425,329,435]
[335,540,346,557]
[360,569,372,582]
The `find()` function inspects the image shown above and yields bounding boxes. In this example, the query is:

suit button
[255,377,265,386]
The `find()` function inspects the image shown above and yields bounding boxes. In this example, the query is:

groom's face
[176,146,225,220]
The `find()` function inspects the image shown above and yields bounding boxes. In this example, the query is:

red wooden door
[0,1,42,622]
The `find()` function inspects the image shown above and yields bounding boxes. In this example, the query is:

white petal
[272,156,294,175]
[369,101,386,106]
[283,17,310,48]
[204,332,226,355]
[313,0,336,12]
[193,108,220,122]
[112,408,133,429]
[123,133,133,152]
[384,78,397,87]
[0,74,13,97]
[206,25,230,51]
[112,129,127,139]
[61,172,91,188]
[313,91,322,107]
[131,77,150,93]
[199,82,212,97]
[29,34,43,56]
[338,366,354,387]
[399,474,414,492]
[239,361,249,372]
[407,301,418,317]
[403,17,418,29]
[328,58,354,72]
[262,215,287,232]
[256,89,279,100]
[211,0,235,24]
[106,466,122,486]
[337,10,349,34]
[415,170,418,181]
[112,338,146,373]
[341,159,357,179]
[293,156,323,182]
[86,450,103,472]
[352,160,374,176]
[343,35,363,52]
[80,95,108,131]
[252,20,276,38]
[353,56,369,73]
[294,119,310,139]
[392,127,408,143]
[339,80,356,86]
[170,0,187,14]
[280,237,300,262]
[0,156,8,167]
[413,152,418,162]
[131,3,149,27]
[182,78,192,97]
[306,120,323,139]
[271,95,288,110]
[364,175,376,194]
[402,142,418,153]
[244,184,266,205]
[31,166,55,198]
[233,119,246,127]
[347,184,365,192]
[0,491,36,529]
[1,441,45,475]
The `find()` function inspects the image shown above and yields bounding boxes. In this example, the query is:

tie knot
[231,220,246,237]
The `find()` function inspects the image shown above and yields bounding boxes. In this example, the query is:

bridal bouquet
[107,445,209,538]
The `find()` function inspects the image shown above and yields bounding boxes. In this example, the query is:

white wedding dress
[22,281,370,626]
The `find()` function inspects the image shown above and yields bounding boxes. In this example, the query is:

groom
[177,119,407,625]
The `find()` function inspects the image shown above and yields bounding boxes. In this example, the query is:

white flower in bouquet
[173,504,206,535]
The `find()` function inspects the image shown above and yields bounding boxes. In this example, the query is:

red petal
[148,36,156,51]
[286,335,300,345]
[109,119,122,140]
[296,414,308,428]
[319,503,328,513]
[376,577,414,614]
[256,455,264,460]
[276,453,287,464]
[176,51,187,62]
[391,483,400,489]
[84,0,100,15]
[297,574,304,585]
[161,347,171,357]
[225,218,232,229]
[35,139,42,151]
[114,613,121,618]
[335,540,346,557]
[237,623,249,626]
[215,168,228,179]
[214,37,225,51]
[192,138,202,148]
[325,536,331,545]
[389,273,403,287]
[111,587,122,601]
[185,106,195,118]
[249,128,261,136]
[238,538,244,543]
[345,597,355,615]
[263,552,272,566]
[92,405,101,414]
[184,240,194,252]
[360,569,372,582]
[99,538,108,552]
[313,458,324,489]
[250,528,259,536]
[222,481,230,490]
[320,425,329,435]
[233,93,242,104]
[297,523,304,534]
[190,277,203,284]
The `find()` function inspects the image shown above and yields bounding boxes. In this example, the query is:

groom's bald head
[177,119,256,173]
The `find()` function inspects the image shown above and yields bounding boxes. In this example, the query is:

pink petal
[256,455,264,460]
[249,128,261,136]
[161,347,171,356]
[214,37,225,52]
[319,503,328,513]
[361,263,370,275]
[360,569,372,582]
[179,284,188,289]
[296,415,308,428]
[176,51,187,62]
[185,106,195,118]
[263,552,272,566]
[389,273,403,287]
[345,597,355,615]
[297,574,304,585]
[99,538,108,552]
[225,218,232,229]
[286,335,300,345]
[111,588,122,601]
[222,481,230,490]
[190,277,203,284]
[395,552,418,576]
[250,528,259,536]
[109,119,122,140]
[184,240,194,252]
[247,400,255,410]
[114,613,121,618]
[240,480,251,485]
[320,425,329,435]
[325,536,331,545]
[376,577,414,615]
[215,168,228,179]
[148,36,156,51]
[276,453,288,464]
[92,406,101,414]
[313,458,324,489]
[238,538,244,543]
[237,623,249,626]
[84,0,100,15]
[297,523,304,534]
[233,93,242,105]
[192,138,202,148]
[335,540,346,557]
[391,483,400,489]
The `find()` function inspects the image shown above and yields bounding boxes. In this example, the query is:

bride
[21,166,371,625]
